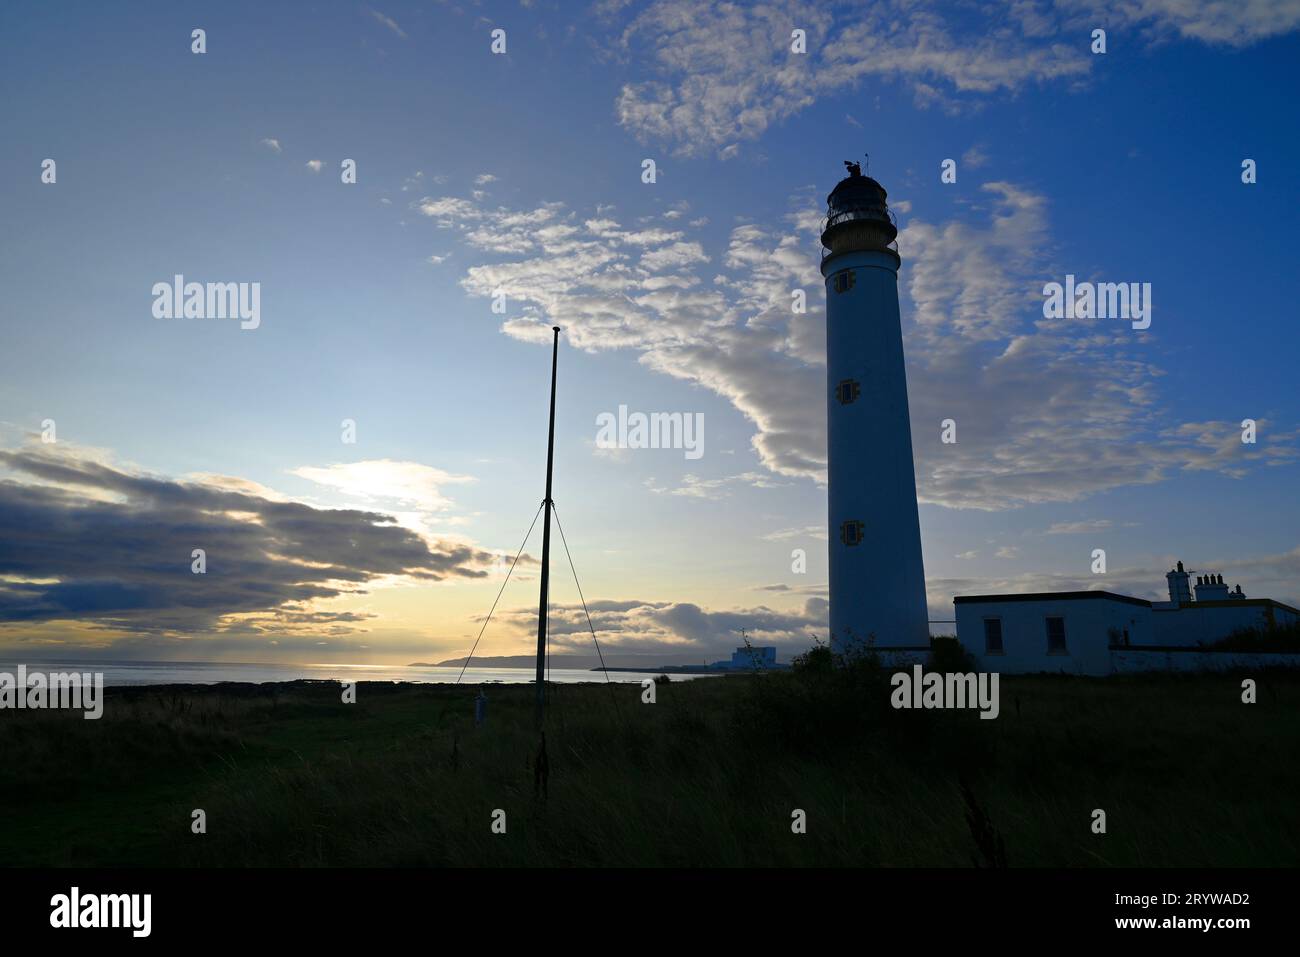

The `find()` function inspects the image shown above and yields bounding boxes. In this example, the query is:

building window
[1045,617,1068,655]
[835,379,861,405]
[833,270,856,294]
[840,520,864,546]
[983,618,1003,654]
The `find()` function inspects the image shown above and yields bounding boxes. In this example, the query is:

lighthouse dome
[821,166,897,255]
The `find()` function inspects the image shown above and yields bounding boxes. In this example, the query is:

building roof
[1155,598,1300,615]
[953,590,1153,608]
[954,591,1299,616]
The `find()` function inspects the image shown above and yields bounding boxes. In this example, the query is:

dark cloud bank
[0,446,499,639]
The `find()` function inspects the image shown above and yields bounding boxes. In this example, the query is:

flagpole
[535,326,561,726]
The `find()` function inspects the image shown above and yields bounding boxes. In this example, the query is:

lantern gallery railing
[823,205,897,232]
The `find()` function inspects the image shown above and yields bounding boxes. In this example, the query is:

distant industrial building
[954,561,1299,675]
[709,646,779,671]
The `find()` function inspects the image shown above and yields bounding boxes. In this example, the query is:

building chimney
[1195,574,1230,602]
[1166,561,1191,604]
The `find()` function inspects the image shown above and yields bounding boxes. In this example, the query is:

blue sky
[1,0,1298,664]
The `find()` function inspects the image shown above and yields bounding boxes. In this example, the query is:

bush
[791,637,833,674]
[1209,620,1300,652]
[928,635,977,674]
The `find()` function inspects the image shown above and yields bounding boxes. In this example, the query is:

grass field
[3,662,1298,867]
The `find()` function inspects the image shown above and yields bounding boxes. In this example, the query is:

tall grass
[3,668,1298,866]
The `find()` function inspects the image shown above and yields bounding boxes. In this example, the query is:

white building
[954,561,1298,675]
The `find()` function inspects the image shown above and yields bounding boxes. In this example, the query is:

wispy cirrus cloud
[367,9,407,40]
[416,184,1296,510]
[1046,519,1114,535]
[760,525,827,542]
[644,471,789,499]
[610,0,1300,158]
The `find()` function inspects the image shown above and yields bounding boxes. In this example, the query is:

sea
[0,659,716,688]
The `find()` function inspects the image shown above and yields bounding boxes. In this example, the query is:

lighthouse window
[840,520,864,546]
[983,618,1003,654]
[833,270,856,294]
[836,379,861,405]
[1045,617,1068,655]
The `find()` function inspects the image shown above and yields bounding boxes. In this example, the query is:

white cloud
[292,460,475,516]
[646,471,789,499]
[260,138,282,154]
[426,187,1296,510]
[495,595,828,656]
[1047,520,1113,535]
[760,525,827,542]
[415,196,482,224]
[1102,0,1300,46]
[614,0,1084,156]
[306,159,323,173]
[611,0,1300,157]
[962,144,989,169]
[368,9,407,39]
[640,240,709,271]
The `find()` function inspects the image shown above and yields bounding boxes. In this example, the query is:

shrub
[928,635,977,674]
[1209,620,1300,652]
[791,637,833,674]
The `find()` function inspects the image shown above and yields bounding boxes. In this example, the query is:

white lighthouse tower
[821,161,929,653]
